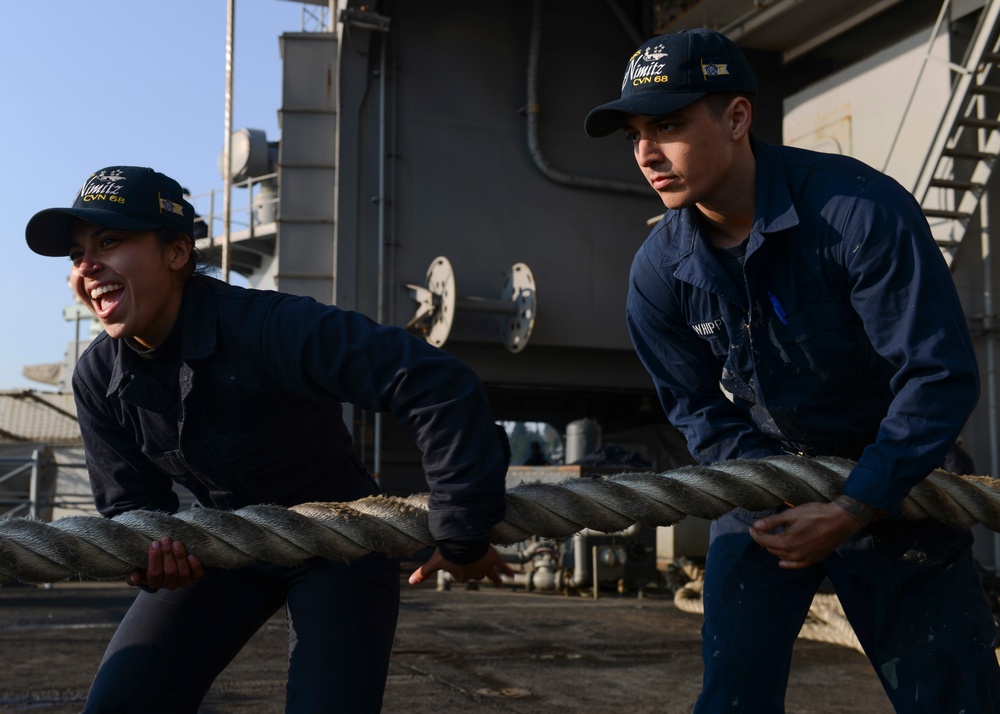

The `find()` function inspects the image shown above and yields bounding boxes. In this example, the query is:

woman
[25,166,513,712]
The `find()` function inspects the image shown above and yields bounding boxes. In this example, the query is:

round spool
[423,257,456,348]
[407,256,536,352]
[499,263,536,353]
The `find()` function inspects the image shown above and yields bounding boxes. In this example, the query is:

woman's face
[68,220,191,348]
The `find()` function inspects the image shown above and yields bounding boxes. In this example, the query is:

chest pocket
[135,409,187,476]
[773,295,865,382]
[783,297,849,340]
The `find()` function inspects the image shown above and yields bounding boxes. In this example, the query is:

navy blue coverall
[73,274,509,713]
[627,136,1000,712]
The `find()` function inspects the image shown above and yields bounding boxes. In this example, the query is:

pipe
[455,296,522,316]
[497,540,548,564]
[600,0,644,47]
[435,539,558,590]
[720,0,809,40]
[782,0,907,64]
[571,532,590,588]
[434,540,563,591]
[437,569,565,591]
[374,28,388,486]
[525,0,650,197]
[570,524,642,588]
[367,14,392,487]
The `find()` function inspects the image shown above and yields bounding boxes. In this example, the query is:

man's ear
[730,97,753,140]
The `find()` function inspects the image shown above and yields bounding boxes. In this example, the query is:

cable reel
[405,256,537,353]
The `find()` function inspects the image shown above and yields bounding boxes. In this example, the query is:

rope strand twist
[2,454,998,585]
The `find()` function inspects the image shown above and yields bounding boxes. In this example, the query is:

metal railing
[0,450,198,522]
[185,172,279,245]
[0,451,42,519]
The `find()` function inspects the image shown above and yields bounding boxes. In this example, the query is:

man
[524,440,550,465]
[586,29,1000,711]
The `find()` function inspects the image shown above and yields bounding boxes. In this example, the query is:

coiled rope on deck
[2,454,999,585]
[673,577,865,652]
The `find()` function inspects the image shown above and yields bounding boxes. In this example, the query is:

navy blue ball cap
[585,29,758,138]
[25,166,195,257]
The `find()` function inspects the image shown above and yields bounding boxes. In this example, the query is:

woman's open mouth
[89,283,124,318]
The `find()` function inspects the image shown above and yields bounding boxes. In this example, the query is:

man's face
[622,99,739,211]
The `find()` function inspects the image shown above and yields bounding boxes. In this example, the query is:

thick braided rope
[1,454,998,585]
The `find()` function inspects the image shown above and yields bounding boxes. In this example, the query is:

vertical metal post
[376,33,387,333]
[208,188,216,240]
[221,0,236,283]
[592,547,599,600]
[74,313,80,366]
[981,194,1000,573]
[29,449,40,521]
[983,196,998,479]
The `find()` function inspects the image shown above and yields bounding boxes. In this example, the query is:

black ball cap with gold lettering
[25,166,195,257]
[584,29,758,138]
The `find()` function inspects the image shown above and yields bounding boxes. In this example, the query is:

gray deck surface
[0,565,892,713]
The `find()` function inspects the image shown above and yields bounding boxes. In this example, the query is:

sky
[1,0,312,391]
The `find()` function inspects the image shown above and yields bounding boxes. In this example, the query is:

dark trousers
[82,552,401,714]
[694,509,1000,713]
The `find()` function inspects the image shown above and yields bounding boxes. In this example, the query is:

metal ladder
[912,0,1000,267]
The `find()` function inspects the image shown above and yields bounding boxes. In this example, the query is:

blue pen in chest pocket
[767,291,788,325]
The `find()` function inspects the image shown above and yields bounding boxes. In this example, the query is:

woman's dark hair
[154,228,216,278]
